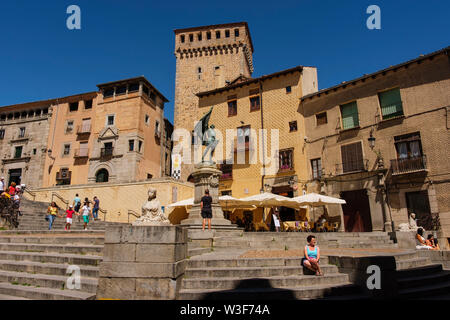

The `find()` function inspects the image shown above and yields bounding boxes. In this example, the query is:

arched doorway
[95,169,109,183]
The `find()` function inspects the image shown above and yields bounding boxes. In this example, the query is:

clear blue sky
[1,0,449,123]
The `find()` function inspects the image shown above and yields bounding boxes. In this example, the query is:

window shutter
[341,142,363,173]
[341,102,359,129]
[379,89,403,119]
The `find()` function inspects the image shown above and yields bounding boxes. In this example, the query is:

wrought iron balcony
[390,155,427,175]
[100,147,114,158]
[335,159,369,175]
[56,171,72,181]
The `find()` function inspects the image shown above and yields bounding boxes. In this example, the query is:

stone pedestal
[180,163,233,229]
[96,225,187,300]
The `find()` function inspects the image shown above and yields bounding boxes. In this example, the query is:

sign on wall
[172,154,181,180]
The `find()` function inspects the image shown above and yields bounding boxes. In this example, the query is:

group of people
[416,227,440,250]
[0,177,24,212]
[46,194,100,231]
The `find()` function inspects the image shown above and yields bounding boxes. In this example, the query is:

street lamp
[368,131,376,149]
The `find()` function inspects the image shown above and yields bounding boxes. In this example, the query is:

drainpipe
[259,79,266,193]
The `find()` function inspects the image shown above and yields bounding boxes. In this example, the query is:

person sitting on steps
[426,234,440,250]
[301,235,323,276]
[415,228,433,250]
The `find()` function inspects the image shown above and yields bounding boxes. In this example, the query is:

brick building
[300,47,450,247]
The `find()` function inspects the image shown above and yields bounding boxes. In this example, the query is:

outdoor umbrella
[292,192,346,223]
[167,196,255,210]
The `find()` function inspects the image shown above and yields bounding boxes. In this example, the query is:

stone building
[173,22,255,180]
[0,102,51,188]
[196,66,318,221]
[300,47,450,247]
[1,76,172,188]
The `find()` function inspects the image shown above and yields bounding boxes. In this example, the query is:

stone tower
[173,22,254,180]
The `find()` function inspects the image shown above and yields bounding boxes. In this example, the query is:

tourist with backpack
[81,201,92,231]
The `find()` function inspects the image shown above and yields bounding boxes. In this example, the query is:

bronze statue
[194,107,219,164]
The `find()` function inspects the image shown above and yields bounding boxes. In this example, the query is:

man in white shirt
[0,177,5,192]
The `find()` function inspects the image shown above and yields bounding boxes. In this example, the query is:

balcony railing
[391,155,427,175]
[74,148,89,158]
[56,171,72,181]
[335,159,369,175]
[77,124,91,134]
[100,147,114,158]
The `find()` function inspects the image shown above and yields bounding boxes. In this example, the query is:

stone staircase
[17,198,118,231]
[0,231,104,300]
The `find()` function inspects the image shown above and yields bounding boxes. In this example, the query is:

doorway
[340,189,372,232]
[405,191,433,230]
[8,168,22,186]
[272,186,295,221]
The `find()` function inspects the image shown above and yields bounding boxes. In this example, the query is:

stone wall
[24,178,194,223]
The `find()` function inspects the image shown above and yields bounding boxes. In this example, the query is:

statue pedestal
[180,163,235,230]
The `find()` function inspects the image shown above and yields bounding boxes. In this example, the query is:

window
[234,29,239,37]
[394,132,422,160]
[225,30,230,37]
[69,102,79,112]
[103,88,114,98]
[128,83,139,93]
[197,67,202,80]
[216,31,220,39]
[316,112,327,126]
[84,99,93,109]
[63,144,71,156]
[129,140,135,152]
[180,35,185,43]
[228,97,237,117]
[15,146,23,159]
[207,32,211,40]
[145,114,150,125]
[107,115,115,126]
[57,168,71,185]
[378,88,404,120]
[341,142,364,173]
[149,92,156,101]
[221,190,232,196]
[19,127,25,138]
[0,129,5,139]
[340,101,359,130]
[147,173,153,180]
[311,158,322,179]
[33,148,37,155]
[66,121,74,134]
[102,142,113,157]
[289,121,298,132]
[78,142,88,157]
[197,33,202,41]
[142,85,149,97]
[279,149,294,171]
[116,85,126,96]
[220,164,233,180]
[138,140,143,153]
[286,86,292,93]
[189,34,193,42]
[249,96,260,111]
[237,125,251,145]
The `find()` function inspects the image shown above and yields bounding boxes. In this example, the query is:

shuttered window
[311,158,322,179]
[228,99,237,116]
[341,142,364,173]
[378,88,403,120]
[340,101,359,130]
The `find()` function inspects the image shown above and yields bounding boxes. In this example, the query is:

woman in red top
[8,182,16,197]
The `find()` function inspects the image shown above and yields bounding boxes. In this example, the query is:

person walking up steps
[81,201,92,231]
[92,196,100,221]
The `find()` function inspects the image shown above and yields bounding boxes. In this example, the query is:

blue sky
[0,0,449,123]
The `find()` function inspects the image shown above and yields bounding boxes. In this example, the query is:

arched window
[95,169,109,183]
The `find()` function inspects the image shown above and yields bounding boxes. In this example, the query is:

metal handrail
[98,208,107,222]
[128,210,139,224]
[51,192,69,210]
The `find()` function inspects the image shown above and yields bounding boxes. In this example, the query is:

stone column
[180,163,232,228]
[380,187,393,232]
[367,188,384,232]
[97,225,187,300]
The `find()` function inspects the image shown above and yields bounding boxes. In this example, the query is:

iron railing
[77,124,91,134]
[335,159,369,175]
[391,155,427,175]
[74,148,89,158]
[100,148,114,158]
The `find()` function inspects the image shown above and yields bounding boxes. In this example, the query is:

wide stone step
[179,281,355,300]
[398,279,450,299]
[397,264,443,278]
[397,270,450,290]
[187,256,329,268]
[0,236,104,245]
[396,258,431,270]
[0,293,30,300]
[0,260,99,278]
[0,270,98,293]
[0,243,103,255]
[185,265,338,278]
[0,282,95,300]
[182,273,349,290]
[188,248,211,257]
[0,250,102,266]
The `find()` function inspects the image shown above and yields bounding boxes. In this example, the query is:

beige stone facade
[0,102,51,188]
[300,47,450,247]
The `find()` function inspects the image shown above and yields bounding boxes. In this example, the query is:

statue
[132,188,170,226]
[194,107,219,164]
[398,212,419,232]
